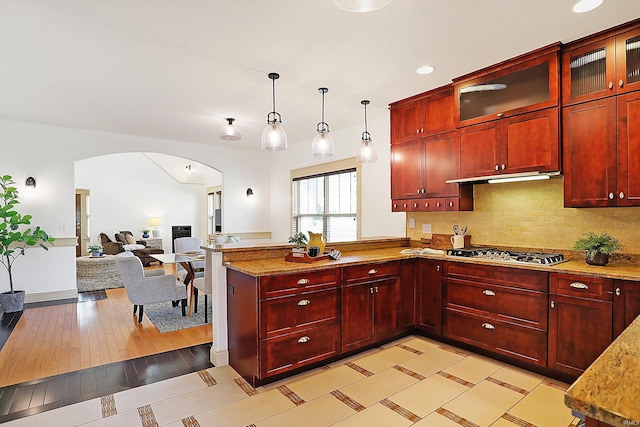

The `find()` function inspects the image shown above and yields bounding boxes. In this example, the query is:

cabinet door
[342,282,373,352]
[423,87,455,135]
[418,259,442,335]
[458,122,501,178]
[398,260,416,331]
[391,140,424,199]
[501,108,560,174]
[615,27,640,95]
[616,91,640,206]
[562,37,616,105]
[613,280,640,338]
[390,100,422,143]
[373,278,400,342]
[563,97,618,207]
[548,295,612,377]
[424,132,459,197]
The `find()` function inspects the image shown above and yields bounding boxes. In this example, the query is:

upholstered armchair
[174,237,210,322]
[115,252,187,323]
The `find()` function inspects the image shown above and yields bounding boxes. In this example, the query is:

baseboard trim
[211,347,229,366]
[25,289,78,303]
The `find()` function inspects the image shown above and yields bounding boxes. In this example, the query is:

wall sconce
[185,164,192,173]
[25,176,36,188]
[246,188,254,198]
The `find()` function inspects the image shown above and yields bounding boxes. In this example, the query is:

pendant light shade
[311,87,335,157]
[261,72,287,151]
[218,118,242,141]
[356,100,377,163]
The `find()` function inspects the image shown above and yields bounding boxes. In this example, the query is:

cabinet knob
[449,201,454,207]
[297,336,310,343]
[620,192,625,199]
[481,322,495,330]
[609,81,614,89]
[297,278,310,285]
[297,299,311,306]
[495,165,499,171]
[619,79,624,88]
[413,203,418,208]
[615,287,621,297]
[368,269,377,275]
[482,289,495,296]
[496,113,503,117]
[436,202,441,207]
[609,192,615,200]
[374,286,379,293]
[501,164,506,170]
[403,203,408,208]
[416,129,420,134]
[551,300,555,308]
[570,282,589,290]
[420,128,424,133]
[425,202,429,208]
[417,189,421,194]
[370,287,374,294]
[393,203,397,209]
[421,189,425,193]
[436,265,441,272]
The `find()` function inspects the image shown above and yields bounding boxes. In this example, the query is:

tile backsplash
[406,179,640,255]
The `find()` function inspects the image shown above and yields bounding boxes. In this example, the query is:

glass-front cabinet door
[562,25,640,105]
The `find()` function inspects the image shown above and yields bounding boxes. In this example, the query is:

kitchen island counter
[565,314,640,427]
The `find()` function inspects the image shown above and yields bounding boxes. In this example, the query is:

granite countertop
[565,314,640,427]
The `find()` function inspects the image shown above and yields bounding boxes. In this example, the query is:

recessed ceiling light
[333,0,393,13]
[572,0,604,13]
[416,65,435,75]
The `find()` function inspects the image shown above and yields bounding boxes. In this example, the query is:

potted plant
[141,229,151,239]
[288,232,308,252]
[0,175,55,313]
[572,232,623,266]
[87,243,103,257]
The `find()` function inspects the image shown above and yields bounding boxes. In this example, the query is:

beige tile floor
[4,336,582,427]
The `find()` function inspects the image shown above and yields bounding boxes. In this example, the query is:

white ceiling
[1,0,639,151]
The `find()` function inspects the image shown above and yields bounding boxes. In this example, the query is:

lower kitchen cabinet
[399,259,417,332]
[613,279,640,338]
[417,258,442,335]
[342,262,400,353]
[548,273,613,377]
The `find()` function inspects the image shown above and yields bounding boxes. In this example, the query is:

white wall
[0,119,271,300]
[269,114,406,242]
[75,153,207,253]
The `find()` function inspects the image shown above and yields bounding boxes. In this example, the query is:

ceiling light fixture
[572,0,604,13]
[311,87,335,158]
[333,0,393,12]
[261,72,287,151]
[219,117,242,141]
[356,100,377,163]
[416,65,435,75]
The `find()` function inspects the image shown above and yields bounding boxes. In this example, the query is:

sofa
[99,230,164,266]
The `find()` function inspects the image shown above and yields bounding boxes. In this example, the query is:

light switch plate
[409,218,415,228]
[423,224,432,233]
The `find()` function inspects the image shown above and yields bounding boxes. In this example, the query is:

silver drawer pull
[570,282,589,290]
[368,269,377,275]
[297,299,311,306]
[297,278,310,285]
[482,322,495,330]
[297,336,310,343]
[482,290,495,297]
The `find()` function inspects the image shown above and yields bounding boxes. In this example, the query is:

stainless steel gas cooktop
[446,247,566,266]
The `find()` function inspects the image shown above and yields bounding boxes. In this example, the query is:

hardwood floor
[0,267,212,388]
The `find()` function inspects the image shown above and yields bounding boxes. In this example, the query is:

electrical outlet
[409,218,415,229]
[423,223,432,234]
[59,223,66,231]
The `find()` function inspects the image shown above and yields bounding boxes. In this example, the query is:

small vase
[142,233,149,239]
[586,252,609,266]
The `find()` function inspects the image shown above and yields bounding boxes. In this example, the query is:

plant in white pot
[0,175,55,313]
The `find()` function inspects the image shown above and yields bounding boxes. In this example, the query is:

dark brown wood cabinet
[548,273,613,377]
[398,259,417,332]
[342,261,400,353]
[390,86,456,143]
[442,262,548,366]
[417,258,442,336]
[563,91,640,207]
[562,23,640,106]
[613,279,640,338]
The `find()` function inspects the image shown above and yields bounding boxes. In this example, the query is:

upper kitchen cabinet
[390,86,455,143]
[562,21,640,106]
[563,86,640,207]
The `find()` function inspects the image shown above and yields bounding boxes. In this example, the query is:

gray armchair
[115,252,187,323]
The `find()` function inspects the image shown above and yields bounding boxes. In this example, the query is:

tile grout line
[502,412,539,427]
[436,407,481,427]
[345,362,374,377]
[330,390,366,412]
[380,398,422,423]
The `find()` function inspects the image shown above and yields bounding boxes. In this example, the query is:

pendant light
[356,100,377,163]
[218,118,242,141]
[311,87,335,157]
[261,72,287,151]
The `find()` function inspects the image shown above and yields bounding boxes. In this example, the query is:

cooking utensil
[460,226,468,235]
[453,225,459,235]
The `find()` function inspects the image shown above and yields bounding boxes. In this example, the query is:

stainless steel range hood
[446,171,561,184]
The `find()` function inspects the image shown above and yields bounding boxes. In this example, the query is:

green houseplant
[87,243,103,257]
[572,232,622,266]
[288,232,308,251]
[0,175,55,312]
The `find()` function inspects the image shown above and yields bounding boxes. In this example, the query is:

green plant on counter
[571,232,623,259]
[288,232,308,249]
[87,243,103,253]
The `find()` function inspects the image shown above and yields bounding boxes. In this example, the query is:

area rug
[144,297,212,333]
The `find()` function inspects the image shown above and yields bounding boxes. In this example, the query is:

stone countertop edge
[564,314,640,427]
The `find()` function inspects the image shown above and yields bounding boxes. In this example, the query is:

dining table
[150,251,205,318]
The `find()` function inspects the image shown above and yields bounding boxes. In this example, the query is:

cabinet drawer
[343,261,398,284]
[259,323,340,378]
[260,269,339,298]
[444,261,548,292]
[260,289,340,339]
[549,273,612,301]
[444,278,547,329]
[443,307,547,366]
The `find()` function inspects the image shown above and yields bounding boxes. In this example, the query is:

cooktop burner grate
[446,248,566,266]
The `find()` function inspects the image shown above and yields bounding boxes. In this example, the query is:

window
[292,160,359,242]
